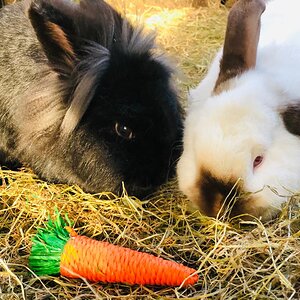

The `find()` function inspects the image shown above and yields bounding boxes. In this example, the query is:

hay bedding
[0,1,300,299]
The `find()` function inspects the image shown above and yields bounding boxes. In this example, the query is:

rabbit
[177,0,300,220]
[0,0,183,197]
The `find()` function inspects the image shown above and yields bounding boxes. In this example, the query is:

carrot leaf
[29,213,72,276]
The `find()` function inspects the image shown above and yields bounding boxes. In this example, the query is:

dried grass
[1,1,299,299]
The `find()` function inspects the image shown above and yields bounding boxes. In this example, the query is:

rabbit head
[177,0,300,220]
[0,0,183,197]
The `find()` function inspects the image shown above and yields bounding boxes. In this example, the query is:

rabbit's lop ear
[28,0,119,135]
[28,0,119,74]
[28,0,78,75]
[214,0,266,95]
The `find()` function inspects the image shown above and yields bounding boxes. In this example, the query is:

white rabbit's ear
[214,0,266,95]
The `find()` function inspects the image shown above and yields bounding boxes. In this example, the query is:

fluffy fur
[177,0,300,220]
[0,0,183,197]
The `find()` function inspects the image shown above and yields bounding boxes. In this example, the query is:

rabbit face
[78,51,183,196]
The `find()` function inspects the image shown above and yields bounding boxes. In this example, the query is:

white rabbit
[177,0,300,220]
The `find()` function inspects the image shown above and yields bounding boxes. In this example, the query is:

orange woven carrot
[29,214,198,287]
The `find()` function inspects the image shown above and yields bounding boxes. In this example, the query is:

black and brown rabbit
[0,0,183,196]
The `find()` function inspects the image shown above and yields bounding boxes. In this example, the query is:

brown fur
[47,21,75,59]
[214,0,266,95]
[198,169,242,217]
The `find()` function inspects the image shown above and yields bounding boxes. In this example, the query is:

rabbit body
[0,0,183,196]
[178,0,300,219]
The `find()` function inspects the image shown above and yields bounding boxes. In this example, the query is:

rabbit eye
[253,155,263,169]
[115,122,135,140]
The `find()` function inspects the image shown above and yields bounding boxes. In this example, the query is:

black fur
[83,50,182,191]
[0,150,22,170]
[0,0,183,197]
[281,105,300,136]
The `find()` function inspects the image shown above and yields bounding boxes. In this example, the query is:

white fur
[178,0,300,219]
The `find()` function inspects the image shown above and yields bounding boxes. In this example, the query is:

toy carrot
[29,214,198,287]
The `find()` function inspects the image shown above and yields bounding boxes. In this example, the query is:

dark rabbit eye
[253,155,263,169]
[115,122,135,140]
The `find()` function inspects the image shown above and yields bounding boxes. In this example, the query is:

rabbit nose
[200,188,236,218]
[198,170,240,218]
[201,192,224,218]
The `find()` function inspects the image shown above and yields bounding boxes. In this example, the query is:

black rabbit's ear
[213,0,266,95]
[28,0,78,74]
[77,0,124,48]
